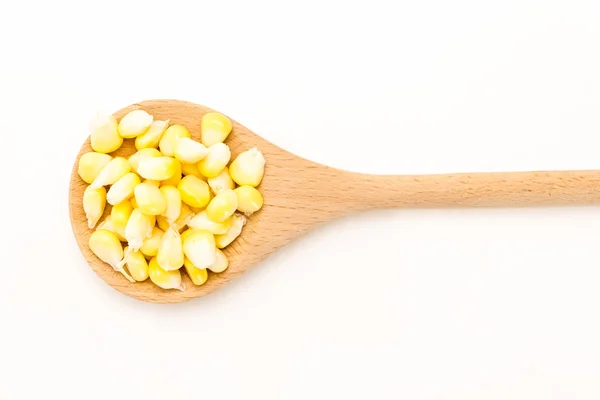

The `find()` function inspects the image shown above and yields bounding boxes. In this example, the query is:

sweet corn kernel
[125,208,155,250]
[207,167,235,194]
[89,229,134,282]
[118,109,153,138]
[183,230,216,269]
[183,257,208,286]
[97,215,127,242]
[111,200,133,227]
[78,152,113,184]
[197,143,231,178]
[208,248,229,273]
[135,120,169,150]
[174,137,208,164]
[229,147,265,187]
[129,148,161,174]
[206,189,237,223]
[157,227,184,271]
[234,186,264,215]
[134,181,167,216]
[201,112,232,147]
[160,186,181,223]
[159,124,191,157]
[137,156,178,181]
[106,172,141,206]
[124,246,149,281]
[148,257,184,291]
[178,175,210,208]
[181,162,205,179]
[160,159,182,187]
[140,227,163,258]
[215,213,246,248]
[83,185,106,229]
[90,113,123,153]
[91,157,131,189]
[187,210,232,234]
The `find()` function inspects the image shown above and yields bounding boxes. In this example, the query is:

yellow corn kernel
[215,213,246,248]
[140,227,163,258]
[124,246,149,281]
[197,143,231,178]
[89,229,134,282]
[187,210,232,234]
[178,175,210,208]
[106,172,140,205]
[160,185,181,223]
[89,113,123,154]
[183,230,216,269]
[183,257,208,286]
[111,200,133,227]
[201,112,232,147]
[206,189,237,223]
[157,227,184,271]
[83,185,106,229]
[97,216,127,242]
[159,124,191,157]
[148,257,184,291]
[156,203,194,232]
[229,147,265,187]
[207,167,235,195]
[91,157,131,189]
[78,152,113,184]
[125,208,154,250]
[174,137,209,164]
[234,186,264,215]
[181,162,205,179]
[180,228,196,242]
[135,119,169,150]
[208,248,229,273]
[129,148,161,174]
[156,215,170,232]
[130,196,138,209]
[160,159,182,187]
[118,109,153,138]
[134,181,167,216]
[137,156,178,181]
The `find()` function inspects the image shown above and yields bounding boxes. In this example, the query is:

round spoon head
[69,99,337,303]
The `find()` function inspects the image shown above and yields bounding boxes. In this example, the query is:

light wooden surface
[69,99,600,303]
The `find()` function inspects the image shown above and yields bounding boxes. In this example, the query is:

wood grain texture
[70,99,600,303]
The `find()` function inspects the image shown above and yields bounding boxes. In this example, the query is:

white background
[2,0,600,399]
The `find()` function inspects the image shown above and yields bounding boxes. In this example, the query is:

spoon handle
[343,170,600,210]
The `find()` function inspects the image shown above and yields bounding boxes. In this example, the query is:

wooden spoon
[69,99,600,303]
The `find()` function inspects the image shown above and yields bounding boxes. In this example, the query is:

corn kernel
[125,208,155,250]
[229,147,265,187]
[111,200,133,227]
[83,185,106,229]
[206,189,237,223]
[106,172,140,206]
[97,215,127,242]
[215,213,246,248]
[183,230,216,269]
[157,227,184,271]
[137,156,178,181]
[160,185,181,223]
[129,148,161,174]
[134,181,167,216]
[174,137,209,164]
[197,143,231,178]
[78,152,113,184]
[187,210,232,234]
[159,124,191,157]
[130,196,138,209]
[234,186,264,215]
[135,119,169,150]
[160,159,182,187]
[178,175,210,208]
[181,162,205,179]
[208,248,229,273]
[124,246,149,281]
[118,109,153,138]
[140,227,163,258]
[157,202,194,232]
[89,229,134,282]
[183,257,208,286]
[91,157,131,189]
[90,113,123,153]
[148,257,184,291]
[207,167,235,194]
[201,112,232,147]
[180,228,196,242]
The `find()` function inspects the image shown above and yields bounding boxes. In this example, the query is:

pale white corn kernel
[78,152,113,184]
[83,185,106,229]
[228,147,265,187]
[125,209,155,250]
[215,213,246,248]
[234,186,264,215]
[206,189,237,223]
[197,143,231,178]
[91,157,131,189]
[187,210,232,235]
[124,246,149,282]
[157,227,185,271]
[140,227,163,258]
[89,113,123,153]
[89,230,134,282]
[137,156,178,181]
[159,124,191,157]
[208,248,229,273]
[207,167,234,194]
[183,230,216,269]
[106,172,141,205]
[174,137,209,164]
[96,216,126,242]
[129,148,161,174]
[160,186,181,223]
[201,112,232,147]
[134,181,167,216]
[118,109,153,138]
[135,120,169,150]
[148,257,184,291]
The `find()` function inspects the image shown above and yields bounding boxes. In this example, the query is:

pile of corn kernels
[79,109,265,291]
